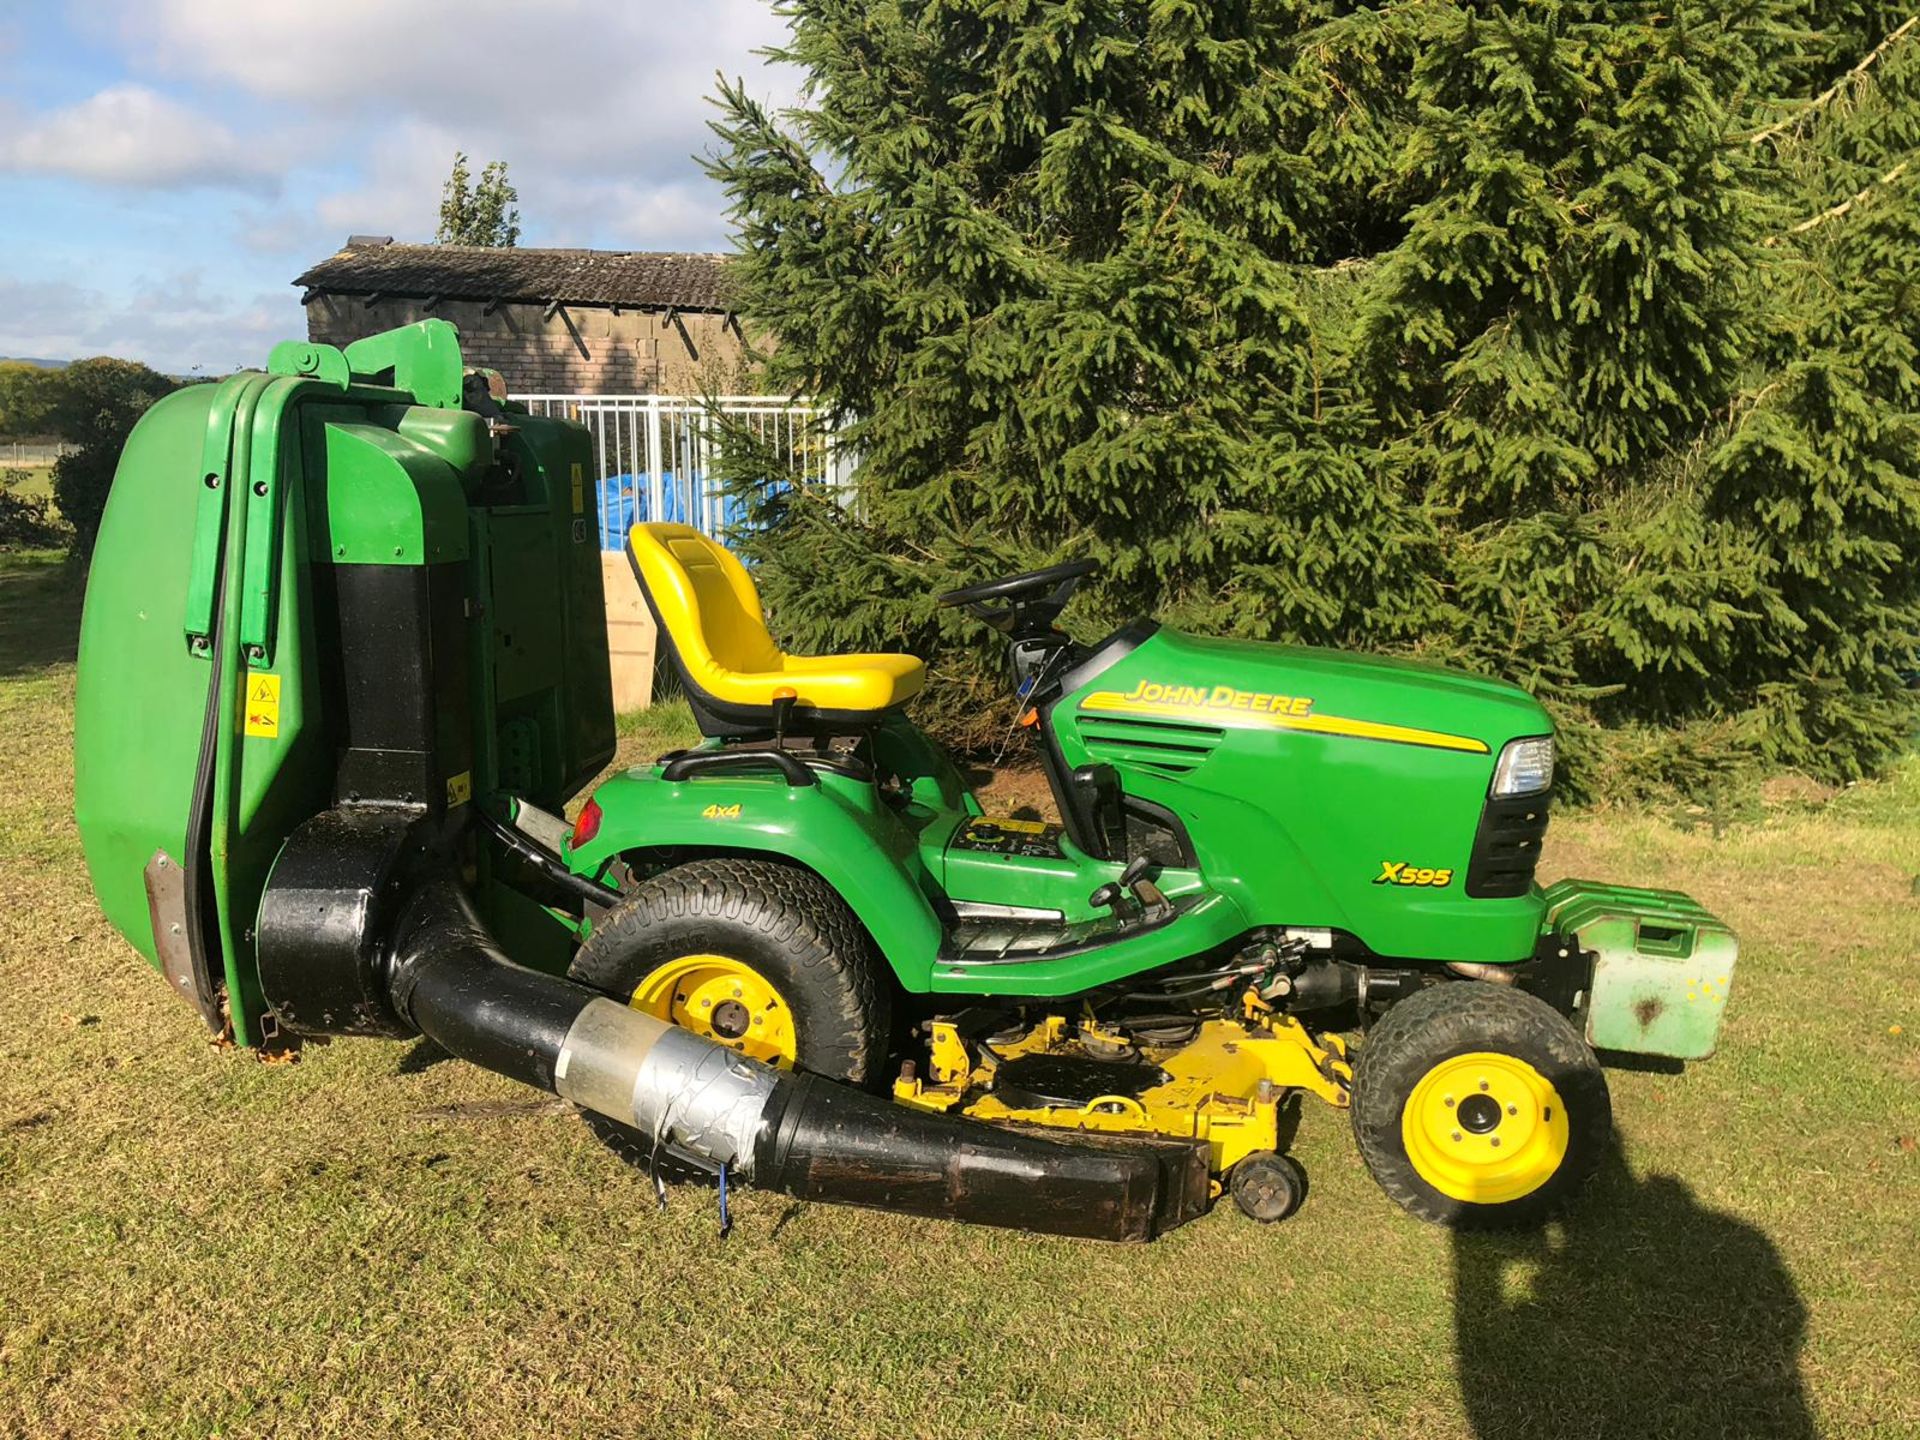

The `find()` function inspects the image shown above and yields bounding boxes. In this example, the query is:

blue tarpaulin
[597,473,764,549]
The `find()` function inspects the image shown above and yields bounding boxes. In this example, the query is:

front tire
[1352,981,1610,1228]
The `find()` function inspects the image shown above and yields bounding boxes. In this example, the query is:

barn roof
[294,238,733,312]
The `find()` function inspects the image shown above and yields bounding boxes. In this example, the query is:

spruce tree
[708,2,1440,743]
[709,2,1920,788]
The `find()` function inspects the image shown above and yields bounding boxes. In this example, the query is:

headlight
[1491,736,1555,797]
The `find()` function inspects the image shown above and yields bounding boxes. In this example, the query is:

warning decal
[244,674,281,738]
[571,461,585,515]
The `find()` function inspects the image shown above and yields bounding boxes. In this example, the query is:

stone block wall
[305,295,747,396]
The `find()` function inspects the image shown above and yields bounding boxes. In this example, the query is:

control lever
[1131,871,1173,922]
[1090,855,1154,913]
[771,687,797,748]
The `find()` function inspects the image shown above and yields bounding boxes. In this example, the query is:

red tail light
[571,796,603,849]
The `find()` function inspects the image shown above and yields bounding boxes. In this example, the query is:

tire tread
[569,856,888,1083]
[1351,981,1610,1228]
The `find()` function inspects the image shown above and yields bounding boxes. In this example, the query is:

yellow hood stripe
[1079,691,1491,755]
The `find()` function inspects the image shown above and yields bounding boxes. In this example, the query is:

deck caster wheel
[1229,1152,1306,1223]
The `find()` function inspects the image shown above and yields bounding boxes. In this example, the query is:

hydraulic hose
[380,878,1200,1241]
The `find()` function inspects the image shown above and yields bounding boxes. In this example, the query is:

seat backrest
[628,523,784,688]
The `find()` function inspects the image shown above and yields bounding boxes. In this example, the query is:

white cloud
[108,0,800,169]
[0,2,811,376]
[0,84,278,190]
[536,176,730,253]
[0,272,303,375]
[311,118,465,242]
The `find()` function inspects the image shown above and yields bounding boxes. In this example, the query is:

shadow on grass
[0,550,84,676]
[1455,1139,1811,1440]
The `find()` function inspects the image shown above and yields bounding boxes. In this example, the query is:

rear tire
[1352,981,1609,1228]
[569,857,891,1178]
[569,856,890,1083]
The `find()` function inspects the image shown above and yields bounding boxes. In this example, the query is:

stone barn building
[293,237,747,395]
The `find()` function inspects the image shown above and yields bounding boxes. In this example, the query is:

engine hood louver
[1080,715,1224,776]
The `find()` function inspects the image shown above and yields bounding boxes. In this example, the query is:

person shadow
[1453,1135,1815,1440]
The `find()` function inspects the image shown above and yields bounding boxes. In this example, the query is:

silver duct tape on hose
[552,997,779,1173]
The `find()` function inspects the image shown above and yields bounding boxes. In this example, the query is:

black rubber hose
[384,877,587,1092]
[377,876,1204,1240]
[753,1071,1181,1241]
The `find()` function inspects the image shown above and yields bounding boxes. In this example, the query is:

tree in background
[50,358,179,560]
[436,152,521,247]
[0,469,69,551]
[709,2,1920,793]
[0,362,61,440]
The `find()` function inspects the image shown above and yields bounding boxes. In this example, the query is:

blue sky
[0,0,797,374]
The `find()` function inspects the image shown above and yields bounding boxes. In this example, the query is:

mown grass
[1,553,1914,1439]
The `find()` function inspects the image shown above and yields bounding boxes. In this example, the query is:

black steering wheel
[936,558,1099,634]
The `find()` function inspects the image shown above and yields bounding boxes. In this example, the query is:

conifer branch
[1768,160,1913,243]
[1748,16,1919,146]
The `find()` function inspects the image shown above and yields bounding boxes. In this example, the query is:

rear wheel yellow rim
[629,954,797,1067]
[1401,1051,1569,1204]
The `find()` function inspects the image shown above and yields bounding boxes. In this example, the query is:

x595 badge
[1376,861,1454,887]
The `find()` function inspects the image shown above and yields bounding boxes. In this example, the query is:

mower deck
[893,1003,1352,1185]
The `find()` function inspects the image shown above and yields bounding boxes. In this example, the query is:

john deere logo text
[1376,861,1454,888]
[1079,682,1491,755]
[1121,679,1314,718]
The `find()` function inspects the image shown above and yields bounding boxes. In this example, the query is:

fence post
[644,397,663,526]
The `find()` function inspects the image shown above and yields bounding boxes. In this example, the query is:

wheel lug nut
[1490,1137,1501,1147]
[1451,1131,1462,1142]
[1478,1079,1490,1091]
[1444,1096,1455,1108]
[1507,1103,1518,1115]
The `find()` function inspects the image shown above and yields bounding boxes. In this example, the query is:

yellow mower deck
[893,998,1352,1183]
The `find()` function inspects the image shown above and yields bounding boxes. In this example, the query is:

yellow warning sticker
[446,771,473,807]
[244,674,281,738]
[980,816,1048,834]
[571,461,585,515]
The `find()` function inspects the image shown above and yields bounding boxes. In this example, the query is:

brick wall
[306,295,749,395]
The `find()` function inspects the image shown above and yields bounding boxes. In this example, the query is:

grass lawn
[1,468,55,514]
[1,463,56,500]
[1,548,1914,1439]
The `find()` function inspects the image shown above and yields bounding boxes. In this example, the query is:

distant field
[0,550,1914,1439]
[1,463,55,501]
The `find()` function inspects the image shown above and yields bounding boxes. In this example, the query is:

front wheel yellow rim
[1401,1051,1570,1204]
[629,954,798,1067]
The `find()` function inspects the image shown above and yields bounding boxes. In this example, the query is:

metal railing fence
[2,442,74,468]
[515,394,848,549]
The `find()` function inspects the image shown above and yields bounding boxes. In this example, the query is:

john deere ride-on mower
[75,322,1737,1241]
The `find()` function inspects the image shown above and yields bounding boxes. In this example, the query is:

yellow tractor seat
[627,522,925,735]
